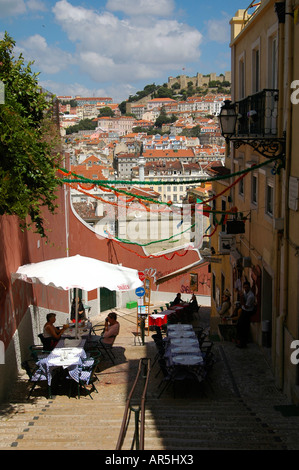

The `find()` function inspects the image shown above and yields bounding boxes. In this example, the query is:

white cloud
[106,0,175,17]
[0,0,47,17]
[26,0,47,11]
[0,0,26,18]
[52,0,202,85]
[39,78,133,103]
[39,79,103,98]
[16,34,75,74]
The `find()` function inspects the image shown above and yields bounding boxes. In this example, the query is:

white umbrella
[13,254,142,337]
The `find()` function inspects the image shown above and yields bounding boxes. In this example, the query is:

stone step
[143,439,285,450]
[0,397,286,452]
[0,356,292,452]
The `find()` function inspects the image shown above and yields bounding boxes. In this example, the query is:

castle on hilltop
[167,72,231,89]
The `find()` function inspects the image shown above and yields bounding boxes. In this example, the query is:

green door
[100,287,116,312]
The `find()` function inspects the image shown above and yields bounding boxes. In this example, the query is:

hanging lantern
[219,100,238,142]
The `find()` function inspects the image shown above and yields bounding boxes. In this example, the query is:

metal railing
[236,89,279,137]
[116,357,151,450]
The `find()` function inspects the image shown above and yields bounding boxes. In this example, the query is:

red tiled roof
[143,149,195,158]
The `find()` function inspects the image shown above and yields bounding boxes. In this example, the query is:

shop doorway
[100,287,116,312]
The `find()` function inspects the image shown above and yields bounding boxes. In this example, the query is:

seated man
[101,312,120,346]
[43,313,68,349]
[172,293,183,305]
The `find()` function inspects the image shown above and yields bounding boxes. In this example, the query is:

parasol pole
[75,287,79,339]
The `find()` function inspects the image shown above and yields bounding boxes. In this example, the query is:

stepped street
[1,306,299,453]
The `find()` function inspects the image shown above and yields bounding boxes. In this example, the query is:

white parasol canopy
[13,254,143,337]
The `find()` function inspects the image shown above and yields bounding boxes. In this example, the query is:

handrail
[116,357,151,450]
[140,358,151,449]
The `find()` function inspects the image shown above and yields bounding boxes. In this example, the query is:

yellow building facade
[211,0,299,402]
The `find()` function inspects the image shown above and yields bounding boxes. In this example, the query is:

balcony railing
[236,89,279,137]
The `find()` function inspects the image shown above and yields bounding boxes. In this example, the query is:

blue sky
[0,0,251,102]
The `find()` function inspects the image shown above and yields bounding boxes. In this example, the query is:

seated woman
[189,293,199,311]
[216,289,231,321]
[43,313,68,350]
[70,296,85,323]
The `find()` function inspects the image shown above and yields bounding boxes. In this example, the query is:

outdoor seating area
[19,299,213,403]
[21,321,115,400]
[149,301,197,327]
[151,321,215,398]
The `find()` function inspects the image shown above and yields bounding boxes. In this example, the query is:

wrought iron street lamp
[219,99,285,161]
[218,100,238,143]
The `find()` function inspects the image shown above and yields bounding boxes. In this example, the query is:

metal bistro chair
[21,360,52,399]
[97,336,116,364]
[91,322,105,336]
[152,325,163,341]
[86,332,116,365]
[152,334,166,370]
[68,358,100,399]
[38,333,55,351]
[157,361,204,399]
[29,344,51,362]
[85,350,102,372]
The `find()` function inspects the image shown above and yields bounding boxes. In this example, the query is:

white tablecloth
[38,338,90,384]
[165,325,203,366]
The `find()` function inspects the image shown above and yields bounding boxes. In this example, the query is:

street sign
[138,271,145,282]
[135,286,145,297]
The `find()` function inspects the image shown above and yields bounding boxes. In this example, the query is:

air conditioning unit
[218,232,236,254]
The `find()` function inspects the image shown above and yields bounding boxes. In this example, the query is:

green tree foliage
[65,118,97,135]
[155,108,177,128]
[0,33,62,237]
[59,99,77,107]
[154,86,174,99]
[179,125,201,137]
[118,101,127,114]
[128,83,158,103]
[98,106,115,117]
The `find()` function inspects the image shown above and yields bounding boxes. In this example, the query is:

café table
[149,309,174,327]
[170,305,184,311]
[62,322,92,339]
[37,338,92,386]
[168,329,196,339]
[169,303,191,321]
[170,302,189,309]
[165,324,204,367]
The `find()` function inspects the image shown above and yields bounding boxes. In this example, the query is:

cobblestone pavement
[1,306,299,451]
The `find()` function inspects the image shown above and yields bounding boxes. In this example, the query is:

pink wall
[0,180,210,349]
[0,184,68,348]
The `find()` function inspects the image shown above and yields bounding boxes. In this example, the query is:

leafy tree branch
[0,33,62,237]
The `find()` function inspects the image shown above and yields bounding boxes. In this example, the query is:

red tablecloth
[149,310,173,326]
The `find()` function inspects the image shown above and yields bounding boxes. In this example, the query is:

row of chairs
[152,303,171,316]
[151,325,215,398]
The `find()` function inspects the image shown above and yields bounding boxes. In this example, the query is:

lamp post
[218,100,238,144]
[218,99,285,163]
